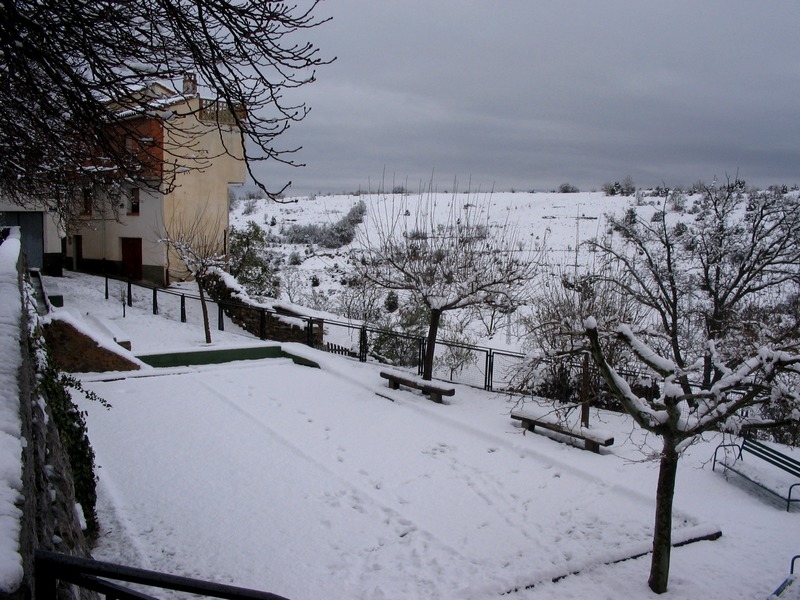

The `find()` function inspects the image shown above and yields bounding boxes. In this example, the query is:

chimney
[182,72,198,96]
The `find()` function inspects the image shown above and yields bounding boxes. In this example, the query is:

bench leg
[429,392,442,403]
[585,440,600,453]
[388,381,400,390]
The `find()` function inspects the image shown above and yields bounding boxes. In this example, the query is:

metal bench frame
[713,436,800,511]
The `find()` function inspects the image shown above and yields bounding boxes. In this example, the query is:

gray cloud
[252,1,800,196]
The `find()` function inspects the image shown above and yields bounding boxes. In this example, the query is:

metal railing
[103,274,653,400]
[35,550,290,600]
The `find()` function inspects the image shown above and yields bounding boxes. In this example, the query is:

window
[129,187,140,215]
[81,189,92,215]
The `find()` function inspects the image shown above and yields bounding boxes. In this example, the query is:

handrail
[35,550,291,600]
[792,554,800,575]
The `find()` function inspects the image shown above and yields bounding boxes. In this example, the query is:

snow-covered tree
[584,182,800,593]
[358,189,542,380]
[160,208,226,344]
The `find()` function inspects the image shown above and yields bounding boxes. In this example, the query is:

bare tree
[513,261,649,407]
[583,182,800,593]
[0,0,332,222]
[160,205,227,344]
[358,187,543,380]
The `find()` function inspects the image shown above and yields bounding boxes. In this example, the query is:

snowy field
[44,267,800,599]
[230,191,655,350]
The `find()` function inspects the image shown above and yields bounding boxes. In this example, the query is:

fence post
[580,352,590,428]
[359,326,368,362]
[34,552,58,600]
[259,308,266,340]
[104,274,109,300]
[417,339,426,377]
[126,280,132,306]
[218,303,225,331]
[180,294,186,323]
[306,318,315,347]
[152,288,158,315]
[485,350,494,391]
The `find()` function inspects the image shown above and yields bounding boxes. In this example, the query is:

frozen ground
[44,271,800,599]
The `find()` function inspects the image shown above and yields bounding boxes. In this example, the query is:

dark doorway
[121,237,143,280]
[73,235,83,271]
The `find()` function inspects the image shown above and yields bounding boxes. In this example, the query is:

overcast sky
[252,1,800,196]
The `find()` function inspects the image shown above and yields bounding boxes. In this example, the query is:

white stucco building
[64,76,246,286]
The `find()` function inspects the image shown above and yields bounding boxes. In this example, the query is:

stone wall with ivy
[1,231,95,600]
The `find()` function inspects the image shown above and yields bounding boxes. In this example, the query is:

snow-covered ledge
[0,228,92,599]
[0,228,26,593]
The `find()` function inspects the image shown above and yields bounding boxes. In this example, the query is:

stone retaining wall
[202,271,323,346]
[1,230,93,600]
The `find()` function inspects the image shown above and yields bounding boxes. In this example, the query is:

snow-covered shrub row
[282,200,366,248]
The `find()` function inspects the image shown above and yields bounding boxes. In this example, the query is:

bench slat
[379,370,455,403]
[511,411,613,453]
[743,440,800,478]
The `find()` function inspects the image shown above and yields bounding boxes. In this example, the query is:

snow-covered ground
[41,269,799,599]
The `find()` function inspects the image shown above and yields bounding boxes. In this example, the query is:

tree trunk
[197,280,212,344]
[422,308,442,380]
[648,436,679,594]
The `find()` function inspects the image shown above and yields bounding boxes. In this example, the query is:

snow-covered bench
[41,279,63,308]
[712,437,800,512]
[511,408,614,453]
[379,370,455,404]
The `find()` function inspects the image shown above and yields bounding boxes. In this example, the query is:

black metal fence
[106,275,651,400]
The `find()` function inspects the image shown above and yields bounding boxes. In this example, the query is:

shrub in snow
[228,222,280,298]
[284,200,366,249]
[37,342,110,539]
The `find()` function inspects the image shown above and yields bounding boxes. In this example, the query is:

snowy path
[77,358,706,599]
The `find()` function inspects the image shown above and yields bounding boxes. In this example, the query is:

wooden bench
[511,409,614,453]
[379,370,455,404]
[713,436,800,511]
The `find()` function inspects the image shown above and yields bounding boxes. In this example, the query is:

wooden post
[359,326,368,362]
[581,352,590,428]
[259,308,266,340]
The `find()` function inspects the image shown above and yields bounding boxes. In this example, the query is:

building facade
[64,76,246,286]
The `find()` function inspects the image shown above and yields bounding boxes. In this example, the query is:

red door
[121,238,143,280]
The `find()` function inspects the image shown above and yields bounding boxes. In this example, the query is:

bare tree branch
[0,0,333,218]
